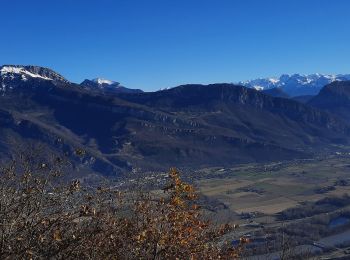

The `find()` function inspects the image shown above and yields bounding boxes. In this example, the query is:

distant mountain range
[239,73,350,96]
[1,65,350,177]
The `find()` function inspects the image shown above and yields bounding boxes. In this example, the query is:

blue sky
[1,0,350,91]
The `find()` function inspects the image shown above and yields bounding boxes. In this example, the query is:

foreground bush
[0,158,244,259]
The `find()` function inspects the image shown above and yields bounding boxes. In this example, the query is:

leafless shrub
[0,154,245,259]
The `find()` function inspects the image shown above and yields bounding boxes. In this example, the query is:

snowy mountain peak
[239,73,350,96]
[92,78,118,86]
[80,78,121,89]
[0,65,68,82]
[1,66,50,81]
[0,65,69,92]
[80,78,143,94]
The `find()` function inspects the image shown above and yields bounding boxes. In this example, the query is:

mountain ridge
[239,73,350,96]
[1,65,350,176]
[309,80,350,122]
[80,78,143,94]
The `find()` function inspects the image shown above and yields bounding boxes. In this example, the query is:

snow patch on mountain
[0,65,69,93]
[1,66,53,81]
[92,78,117,85]
[80,78,143,94]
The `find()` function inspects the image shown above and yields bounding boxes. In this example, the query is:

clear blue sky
[1,0,350,91]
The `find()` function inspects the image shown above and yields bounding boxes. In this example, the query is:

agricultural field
[194,154,350,259]
[196,155,350,214]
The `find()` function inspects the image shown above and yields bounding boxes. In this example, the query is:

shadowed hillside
[1,66,350,175]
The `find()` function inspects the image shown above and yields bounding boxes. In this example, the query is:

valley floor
[193,154,350,259]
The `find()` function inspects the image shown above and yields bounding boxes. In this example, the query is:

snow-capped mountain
[80,78,143,94]
[92,78,118,86]
[239,73,350,96]
[83,78,121,88]
[0,65,68,82]
[0,65,69,91]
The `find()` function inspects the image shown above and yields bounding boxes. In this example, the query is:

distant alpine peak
[92,78,119,86]
[239,73,350,96]
[80,78,121,89]
[80,78,143,94]
[0,65,68,83]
